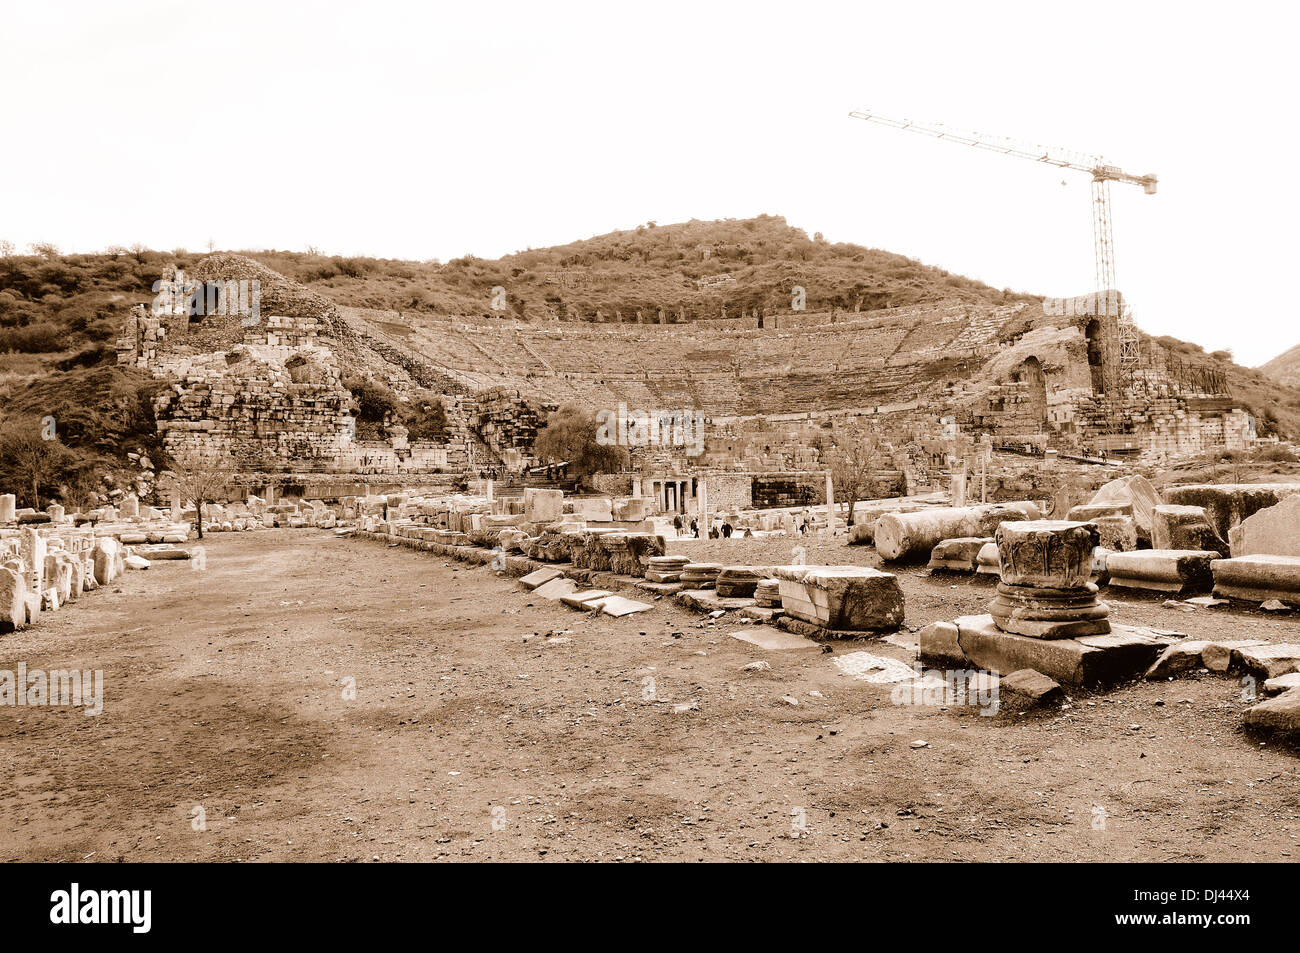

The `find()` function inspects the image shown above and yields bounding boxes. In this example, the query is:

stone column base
[989,582,1110,639]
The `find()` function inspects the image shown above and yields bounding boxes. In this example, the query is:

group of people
[671,513,753,539]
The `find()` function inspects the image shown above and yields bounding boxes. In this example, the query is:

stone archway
[1013,356,1049,431]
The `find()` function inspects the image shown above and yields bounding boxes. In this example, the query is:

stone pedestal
[991,520,1109,639]
[0,494,14,523]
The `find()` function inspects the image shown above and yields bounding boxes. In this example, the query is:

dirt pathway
[2,531,1297,862]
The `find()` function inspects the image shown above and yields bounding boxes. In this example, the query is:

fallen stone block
[927,537,992,572]
[141,546,190,560]
[1232,643,1300,679]
[1092,514,1138,552]
[848,523,874,546]
[1202,640,1269,672]
[999,669,1064,706]
[1243,688,1300,737]
[1228,494,1300,558]
[1264,673,1300,696]
[92,538,119,585]
[1089,474,1160,542]
[40,588,60,612]
[675,589,755,615]
[918,620,966,667]
[1211,554,1300,605]
[593,595,654,617]
[571,498,613,522]
[635,580,684,596]
[524,488,564,523]
[1067,502,1134,522]
[771,564,904,632]
[124,555,151,570]
[1163,483,1300,543]
[1145,640,1216,679]
[1106,550,1217,596]
[1153,504,1228,556]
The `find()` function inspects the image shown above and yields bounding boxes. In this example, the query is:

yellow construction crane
[848,108,1157,379]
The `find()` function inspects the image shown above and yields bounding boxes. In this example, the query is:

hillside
[3,218,1300,507]
[251,215,1039,319]
[1260,342,1300,390]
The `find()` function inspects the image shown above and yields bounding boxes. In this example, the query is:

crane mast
[849,109,1156,387]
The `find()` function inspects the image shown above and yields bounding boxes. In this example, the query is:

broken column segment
[1211,555,1300,606]
[873,502,1039,561]
[1106,549,1217,596]
[988,520,1110,638]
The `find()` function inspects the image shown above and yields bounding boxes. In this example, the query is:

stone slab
[532,577,580,600]
[635,580,685,596]
[918,620,965,667]
[954,614,1177,686]
[519,567,564,590]
[560,589,612,609]
[593,595,654,617]
[729,626,819,651]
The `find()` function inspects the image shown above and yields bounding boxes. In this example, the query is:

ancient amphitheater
[113,253,1251,507]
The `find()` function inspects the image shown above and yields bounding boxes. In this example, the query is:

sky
[2,0,1296,365]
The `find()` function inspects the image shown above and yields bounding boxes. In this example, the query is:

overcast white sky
[3,1,1296,365]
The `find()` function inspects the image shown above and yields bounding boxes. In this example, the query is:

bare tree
[826,429,886,526]
[164,449,234,540]
[0,239,15,258]
[0,418,69,510]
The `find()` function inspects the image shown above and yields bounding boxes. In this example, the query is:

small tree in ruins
[826,429,886,527]
[532,404,629,481]
[0,416,70,510]
[164,449,234,540]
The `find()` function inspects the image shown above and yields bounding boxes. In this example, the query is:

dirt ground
[2,529,1298,863]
